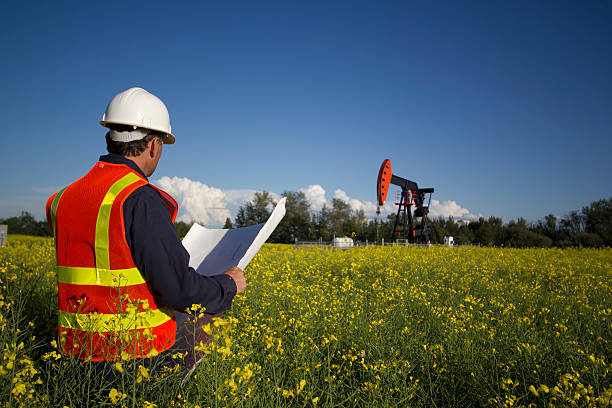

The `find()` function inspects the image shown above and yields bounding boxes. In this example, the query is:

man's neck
[99,154,148,179]
[124,154,150,177]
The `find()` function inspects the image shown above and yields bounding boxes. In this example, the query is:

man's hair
[105,124,162,156]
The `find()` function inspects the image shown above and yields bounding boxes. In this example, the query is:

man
[46,87,246,367]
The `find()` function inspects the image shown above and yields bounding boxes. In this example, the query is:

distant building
[0,225,7,247]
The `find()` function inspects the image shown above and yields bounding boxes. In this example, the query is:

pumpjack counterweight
[376,159,435,244]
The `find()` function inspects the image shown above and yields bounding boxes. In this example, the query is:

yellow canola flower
[202,323,213,335]
[137,365,150,383]
[42,351,61,361]
[539,384,550,393]
[296,379,307,394]
[108,388,126,404]
[11,382,26,397]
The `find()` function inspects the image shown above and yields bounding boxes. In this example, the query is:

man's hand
[224,267,246,295]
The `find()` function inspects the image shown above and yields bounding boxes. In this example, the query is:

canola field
[1,235,611,407]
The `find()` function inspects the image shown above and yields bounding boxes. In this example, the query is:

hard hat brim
[100,120,175,144]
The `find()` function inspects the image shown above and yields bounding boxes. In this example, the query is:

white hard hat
[100,87,175,144]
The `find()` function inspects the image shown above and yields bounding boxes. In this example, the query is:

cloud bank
[154,177,479,227]
[155,176,233,226]
[429,199,480,220]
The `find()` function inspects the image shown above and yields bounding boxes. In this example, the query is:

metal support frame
[392,189,414,241]
[389,179,434,244]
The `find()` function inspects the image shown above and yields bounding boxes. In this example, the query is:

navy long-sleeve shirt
[99,154,237,314]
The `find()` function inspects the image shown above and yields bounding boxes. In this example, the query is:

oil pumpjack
[376,159,435,244]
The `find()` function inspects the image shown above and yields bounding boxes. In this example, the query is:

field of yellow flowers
[1,235,611,407]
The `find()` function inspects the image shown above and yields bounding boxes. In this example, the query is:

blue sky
[1,1,611,226]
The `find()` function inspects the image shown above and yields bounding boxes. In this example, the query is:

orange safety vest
[46,161,178,361]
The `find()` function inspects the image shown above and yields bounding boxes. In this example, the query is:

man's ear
[148,137,159,158]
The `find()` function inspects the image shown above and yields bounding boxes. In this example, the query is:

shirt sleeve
[123,185,237,314]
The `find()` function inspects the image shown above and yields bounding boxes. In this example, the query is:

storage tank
[332,237,354,249]
[0,225,7,247]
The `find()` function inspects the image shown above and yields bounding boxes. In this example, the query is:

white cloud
[153,177,479,227]
[3,178,478,227]
[327,190,479,221]
[299,185,327,211]
[333,189,384,216]
[223,189,257,205]
[154,177,283,227]
[154,176,232,226]
[429,199,478,220]
[300,185,395,217]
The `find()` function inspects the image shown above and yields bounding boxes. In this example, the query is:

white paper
[182,197,286,276]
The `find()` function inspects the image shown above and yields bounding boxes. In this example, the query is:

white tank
[333,237,354,249]
[0,225,7,247]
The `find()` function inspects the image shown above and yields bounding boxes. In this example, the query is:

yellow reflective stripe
[95,173,143,270]
[57,266,146,286]
[50,187,67,236]
[58,307,173,333]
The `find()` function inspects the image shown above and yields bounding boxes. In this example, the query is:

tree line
[204,192,612,248]
[0,211,51,237]
[2,196,611,248]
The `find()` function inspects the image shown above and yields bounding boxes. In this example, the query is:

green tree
[543,214,558,239]
[559,210,585,236]
[235,191,274,227]
[348,208,369,241]
[223,217,233,229]
[313,198,365,241]
[456,222,475,244]
[505,218,552,248]
[174,220,191,238]
[313,206,331,241]
[361,219,379,242]
[0,211,51,236]
[271,191,313,243]
[575,232,604,247]
[429,217,448,244]
[329,198,352,238]
[583,198,612,246]
[469,216,504,246]
[373,213,397,243]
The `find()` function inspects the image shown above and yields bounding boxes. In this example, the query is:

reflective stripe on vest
[57,266,145,286]
[95,173,141,270]
[49,187,66,237]
[58,307,173,332]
